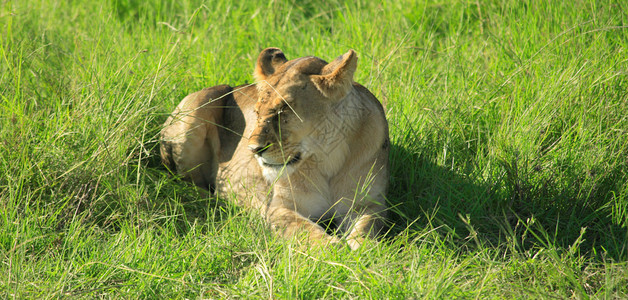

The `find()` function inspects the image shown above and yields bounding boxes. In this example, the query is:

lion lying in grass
[160,48,389,249]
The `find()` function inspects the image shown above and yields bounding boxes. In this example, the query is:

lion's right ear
[311,49,357,100]
[254,48,288,82]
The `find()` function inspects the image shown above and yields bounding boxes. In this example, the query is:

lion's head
[247,48,358,177]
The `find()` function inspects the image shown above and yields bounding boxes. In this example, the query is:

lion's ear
[254,48,288,82]
[311,49,357,100]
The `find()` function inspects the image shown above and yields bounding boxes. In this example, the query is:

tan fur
[160,48,389,249]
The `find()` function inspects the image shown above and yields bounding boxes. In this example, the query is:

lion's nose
[248,143,270,155]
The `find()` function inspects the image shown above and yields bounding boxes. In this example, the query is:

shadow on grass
[142,129,237,235]
[386,143,628,261]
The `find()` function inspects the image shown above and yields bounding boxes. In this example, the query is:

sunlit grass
[1,0,627,298]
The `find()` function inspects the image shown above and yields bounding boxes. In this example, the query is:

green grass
[1,0,628,298]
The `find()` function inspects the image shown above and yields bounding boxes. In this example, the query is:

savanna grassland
[1,0,627,298]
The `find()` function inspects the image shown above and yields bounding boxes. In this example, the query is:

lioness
[160,48,389,249]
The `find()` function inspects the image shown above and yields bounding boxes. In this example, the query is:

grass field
[1,0,628,298]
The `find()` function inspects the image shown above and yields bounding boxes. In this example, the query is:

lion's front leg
[341,210,386,250]
[266,205,341,247]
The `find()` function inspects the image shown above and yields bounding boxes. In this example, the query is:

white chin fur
[255,155,297,181]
